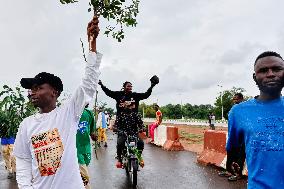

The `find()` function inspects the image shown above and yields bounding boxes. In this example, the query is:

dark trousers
[117,134,144,162]
[226,145,246,175]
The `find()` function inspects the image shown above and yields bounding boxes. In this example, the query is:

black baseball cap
[20,72,63,95]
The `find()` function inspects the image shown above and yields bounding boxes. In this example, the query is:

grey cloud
[2,0,284,108]
[218,43,264,65]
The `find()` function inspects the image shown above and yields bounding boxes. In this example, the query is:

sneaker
[139,159,145,168]
[228,175,243,181]
[116,161,123,168]
[218,171,231,177]
[7,173,13,179]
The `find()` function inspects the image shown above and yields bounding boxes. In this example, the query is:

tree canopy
[138,87,251,120]
[138,102,214,120]
[214,87,251,119]
[0,85,37,138]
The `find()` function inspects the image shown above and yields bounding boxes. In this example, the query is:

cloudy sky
[1,0,284,109]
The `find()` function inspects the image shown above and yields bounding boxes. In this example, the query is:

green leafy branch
[0,85,37,137]
[60,0,140,42]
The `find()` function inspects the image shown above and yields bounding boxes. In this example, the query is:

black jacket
[100,84,154,115]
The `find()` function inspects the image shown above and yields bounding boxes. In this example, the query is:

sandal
[218,171,231,177]
[228,175,243,181]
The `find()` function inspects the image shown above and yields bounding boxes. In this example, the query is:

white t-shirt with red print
[13,52,102,189]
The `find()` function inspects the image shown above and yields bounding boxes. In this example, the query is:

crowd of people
[0,15,284,189]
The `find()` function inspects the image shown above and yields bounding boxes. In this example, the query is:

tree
[181,103,214,119]
[60,0,140,42]
[104,107,115,115]
[214,87,249,120]
[0,85,37,138]
[93,101,115,116]
[138,102,155,118]
[161,104,183,119]
[138,102,214,120]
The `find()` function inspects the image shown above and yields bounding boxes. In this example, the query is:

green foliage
[182,103,213,119]
[138,102,214,120]
[179,131,204,144]
[92,101,115,118]
[104,107,115,115]
[0,85,37,138]
[139,102,156,118]
[60,0,78,3]
[214,87,250,120]
[60,0,140,42]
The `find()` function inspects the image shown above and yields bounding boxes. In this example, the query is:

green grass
[187,140,204,144]
[179,131,204,144]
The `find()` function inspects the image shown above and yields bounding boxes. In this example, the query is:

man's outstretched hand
[87,16,100,52]
[98,80,102,86]
[150,75,159,87]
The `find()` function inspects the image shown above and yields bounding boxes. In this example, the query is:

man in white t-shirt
[13,16,102,189]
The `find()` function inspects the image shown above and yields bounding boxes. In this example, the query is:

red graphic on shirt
[31,128,64,176]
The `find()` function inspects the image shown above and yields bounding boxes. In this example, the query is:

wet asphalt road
[0,131,247,189]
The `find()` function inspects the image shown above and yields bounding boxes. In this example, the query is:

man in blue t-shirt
[226,51,284,189]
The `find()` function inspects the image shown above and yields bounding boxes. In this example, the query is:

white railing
[143,118,228,127]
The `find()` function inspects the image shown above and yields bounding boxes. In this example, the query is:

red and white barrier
[197,130,227,167]
[153,125,167,146]
[152,125,184,151]
[163,126,184,151]
[197,130,248,175]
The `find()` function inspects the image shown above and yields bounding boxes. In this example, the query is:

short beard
[256,83,283,96]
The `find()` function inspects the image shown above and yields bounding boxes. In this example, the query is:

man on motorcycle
[98,76,159,168]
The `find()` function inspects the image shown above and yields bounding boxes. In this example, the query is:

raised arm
[135,75,159,100]
[70,16,102,119]
[135,85,154,100]
[98,80,120,99]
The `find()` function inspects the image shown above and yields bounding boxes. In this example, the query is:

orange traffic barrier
[163,126,184,151]
[197,130,227,167]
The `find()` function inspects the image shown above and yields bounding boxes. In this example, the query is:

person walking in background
[207,113,211,128]
[219,93,245,181]
[209,112,215,130]
[227,51,284,188]
[104,111,110,128]
[76,105,97,189]
[97,108,108,147]
[149,104,163,142]
[1,137,16,179]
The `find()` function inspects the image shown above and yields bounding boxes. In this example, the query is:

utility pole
[217,85,224,121]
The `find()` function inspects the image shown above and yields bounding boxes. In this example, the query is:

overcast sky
[1,0,284,109]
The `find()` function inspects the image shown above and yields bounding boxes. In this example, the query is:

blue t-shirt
[1,137,15,145]
[101,112,107,129]
[226,97,284,189]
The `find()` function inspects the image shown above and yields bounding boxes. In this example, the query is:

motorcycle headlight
[129,141,136,147]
